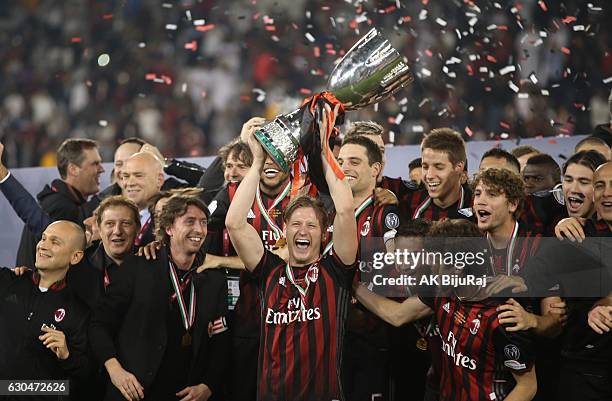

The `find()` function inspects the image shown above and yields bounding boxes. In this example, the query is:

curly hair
[156,195,210,244]
[471,168,525,218]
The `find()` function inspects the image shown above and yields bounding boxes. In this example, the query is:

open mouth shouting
[566,193,585,213]
[294,238,311,250]
[475,208,492,224]
[263,167,280,179]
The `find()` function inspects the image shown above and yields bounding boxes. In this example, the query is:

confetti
[252,88,266,102]
[138,42,146,48]
[465,126,473,137]
[562,16,577,24]
[541,89,550,96]
[181,83,187,93]
[517,93,529,99]
[603,77,612,84]
[420,68,432,77]
[99,120,108,127]
[195,24,215,32]
[412,125,424,133]
[185,10,192,21]
[162,3,173,8]
[573,25,585,31]
[529,73,538,84]
[500,133,509,139]
[193,19,206,26]
[395,113,404,124]
[419,9,428,20]
[165,24,178,31]
[305,32,315,43]
[499,65,516,75]
[435,18,447,27]
[97,54,110,67]
[184,41,197,51]
[508,81,519,93]
[538,1,548,11]
[71,37,81,43]
[299,88,312,95]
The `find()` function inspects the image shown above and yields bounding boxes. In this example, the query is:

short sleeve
[493,325,536,372]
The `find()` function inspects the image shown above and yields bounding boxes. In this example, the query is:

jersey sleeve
[493,323,536,373]
[204,187,231,256]
[252,249,284,284]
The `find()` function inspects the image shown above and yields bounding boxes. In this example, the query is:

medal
[274,237,287,249]
[416,337,428,351]
[181,331,192,347]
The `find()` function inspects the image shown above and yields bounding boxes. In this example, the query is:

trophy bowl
[255,27,413,173]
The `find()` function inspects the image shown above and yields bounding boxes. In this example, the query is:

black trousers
[342,334,390,401]
[229,336,259,401]
[560,359,612,401]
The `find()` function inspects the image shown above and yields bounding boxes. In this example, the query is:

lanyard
[323,195,374,255]
[256,182,291,238]
[413,186,465,219]
[285,262,319,311]
[487,221,519,276]
[168,261,196,330]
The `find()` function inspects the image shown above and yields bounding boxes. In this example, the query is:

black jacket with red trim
[0,269,90,397]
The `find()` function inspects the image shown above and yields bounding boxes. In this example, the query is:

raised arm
[0,142,52,238]
[354,283,432,327]
[225,118,267,271]
[320,105,357,266]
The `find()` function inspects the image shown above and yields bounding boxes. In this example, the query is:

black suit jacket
[89,247,229,400]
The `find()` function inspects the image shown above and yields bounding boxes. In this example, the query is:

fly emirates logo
[265,297,321,325]
[441,331,477,371]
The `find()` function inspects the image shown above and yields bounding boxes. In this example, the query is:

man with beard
[335,135,400,401]
[226,104,358,401]
[0,221,89,399]
[16,138,105,268]
[354,219,538,401]
[90,195,229,401]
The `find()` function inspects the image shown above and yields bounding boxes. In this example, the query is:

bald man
[0,221,90,391]
[121,152,164,246]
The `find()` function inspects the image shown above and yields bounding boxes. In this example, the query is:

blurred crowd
[0,0,610,168]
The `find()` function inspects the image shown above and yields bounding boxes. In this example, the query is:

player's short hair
[481,148,520,173]
[340,135,383,166]
[510,144,539,158]
[283,196,329,232]
[157,196,210,244]
[421,128,466,166]
[472,168,525,218]
[218,139,253,167]
[562,150,608,175]
[119,137,146,148]
[344,121,384,138]
[97,196,141,229]
[395,219,432,238]
[57,138,99,179]
[408,158,422,171]
[525,153,561,183]
[574,136,610,153]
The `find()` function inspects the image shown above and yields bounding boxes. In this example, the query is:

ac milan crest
[54,308,66,322]
[307,264,319,283]
[360,219,371,236]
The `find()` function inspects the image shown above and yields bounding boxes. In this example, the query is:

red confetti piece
[325,43,334,49]
[465,126,473,137]
[252,13,260,20]
[538,1,548,11]
[387,116,396,124]
[326,49,336,55]
[184,41,198,51]
[500,121,511,129]
[559,127,570,134]
[240,95,251,101]
[299,88,312,95]
[422,0,429,4]
[562,16,577,24]
[145,73,156,80]
[547,139,558,144]
[349,19,357,29]
[561,47,571,55]
[71,37,81,43]
[425,49,433,57]
[401,16,412,22]
[383,6,397,13]
[161,75,172,85]
[102,14,113,20]
[314,47,320,57]
[484,86,492,92]
[265,25,276,32]
[195,24,216,32]
[486,55,497,63]
[321,6,330,10]
[497,25,509,31]
[291,23,299,30]
[467,64,474,76]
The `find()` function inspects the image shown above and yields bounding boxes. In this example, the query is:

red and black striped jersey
[488,223,542,277]
[398,183,474,222]
[206,181,292,338]
[254,249,356,401]
[419,296,536,401]
[519,192,567,236]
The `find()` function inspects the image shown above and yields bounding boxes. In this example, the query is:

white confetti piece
[162,3,173,8]
[529,73,538,84]
[181,83,187,93]
[508,81,519,93]
[499,65,516,75]
[419,9,428,20]
[99,120,108,127]
[540,89,549,96]
[573,25,585,31]
[165,24,177,30]
[517,93,529,99]
[305,32,315,43]
[185,10,191,21]
[603,76,612,84]
[446,57,462,64]
[252,88,266,102]
[138,42,146,48]
[398,97,408,105]
[479,66,488,73]
[501,133,509,139]
[539,31,548,38]
[468,17,478,27]
[421,68,431,77]
[395,113,404,124]
[436,18,447,27]
[486,24,497,30]
[194,19,206,26]
[412,125,424,133]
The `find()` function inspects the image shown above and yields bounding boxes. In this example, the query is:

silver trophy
[254,27,414,172]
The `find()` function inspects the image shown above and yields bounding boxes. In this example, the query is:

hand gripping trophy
[254,27,413,194]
